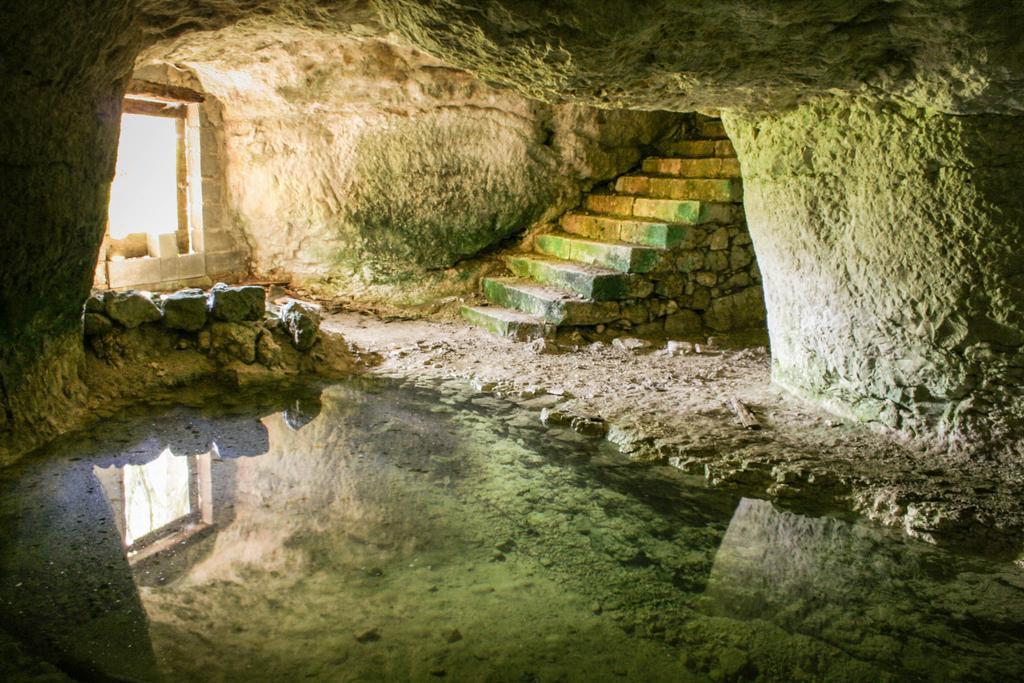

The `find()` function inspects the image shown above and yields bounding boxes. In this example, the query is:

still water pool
[1,377,1022,682]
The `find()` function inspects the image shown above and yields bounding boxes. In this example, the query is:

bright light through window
[108,113,179,240]
[123,447,191,546]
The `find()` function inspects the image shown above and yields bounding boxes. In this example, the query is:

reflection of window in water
[94,448,213,563]
[124,448,191,545]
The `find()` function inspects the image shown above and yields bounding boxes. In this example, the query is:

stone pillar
[725,99,1024,452]
[0,3,138,461]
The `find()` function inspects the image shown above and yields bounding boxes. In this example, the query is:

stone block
[147,232,179,258]
[506,255,631,300]
[641,157,741,179]
[703,288,767,332]
[690,286,712,310]
[279,299,322,350]
[535,234,665,273]
[665,310,703,336]
[707,251,729,272]
[203,229,237,253]
[723,272,751,290]
[616,175,743,203]
[105,290,162,328]
[178,252,207,280]
[107,257,161,289]
[585,194,634,216]
[483,278,619,325]
[205,250,247,278]
[209,283,266,322]
[210,321,259,364]
[730,245,753,270]
[560,212,689,248]
[162,288,208,331]
[677,250,705,272]
[460,305,550,341]
[709,227,730,250]
[83,313,113,337]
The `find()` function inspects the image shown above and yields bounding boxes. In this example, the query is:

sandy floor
[323,309,1024,558]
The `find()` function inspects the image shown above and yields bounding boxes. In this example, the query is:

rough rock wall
[0,2,138,460]
[725,100,1024,452]
[4,0,1024,457]
[376,0,1024,115]
[142,32,682,302]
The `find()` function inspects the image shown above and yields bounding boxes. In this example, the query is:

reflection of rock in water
[283,396,321,431]
[704,498,1024,681]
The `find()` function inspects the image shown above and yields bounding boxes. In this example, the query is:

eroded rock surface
[135,33,682,303]
[3,0,1024,458]
[727,100,1024,453]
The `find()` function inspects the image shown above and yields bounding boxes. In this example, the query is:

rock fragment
[161,289,208,331]
[210,322,259,364]
[105,291,162,328]
[83,312,113,337]
[255,329,283,367]
[83,294,106,314]
[611,337,648,353]
[209,283,266,322]
[279,299,321,350]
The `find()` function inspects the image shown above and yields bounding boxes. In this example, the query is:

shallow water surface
[1,377,1022,682]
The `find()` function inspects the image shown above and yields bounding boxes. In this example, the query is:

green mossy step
[615,174,743,203]
[659,139,736,158]
[482,278,619,325]
[506,254,637,300]
[559,212,692,248]
[460,305,552,340]
[584,195,737,225]
[534,233,666,273]
[641,156,741,178]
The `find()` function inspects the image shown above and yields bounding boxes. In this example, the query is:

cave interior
[1,1,1024,680]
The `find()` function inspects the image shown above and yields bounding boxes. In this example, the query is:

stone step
[659,139,736,158]
[559,212,692,248]
[482,278,620,325]
[585,194,739,225]
[534,233,666,273]
[460,305,552,340]
[615,174,743,203]
[641,156,741,178]
[506,254,651,300]
[696,118,728,139]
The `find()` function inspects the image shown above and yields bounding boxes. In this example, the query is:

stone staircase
[461,117,763,340]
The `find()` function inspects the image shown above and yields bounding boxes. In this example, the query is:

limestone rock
[83,294,106,314]
[525,338,556,355]
[134,36,679,296]
[208,284,266,322]
[210,322,259,364]
[611,337,648,353]
[279,300,322,351]
[703,288,766,332]
[665,311,702,337]
[666,340,694,356]
[255,329,283,367]
[83,313,113,337]
[162,289,208,332]
[105,291,162,329]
